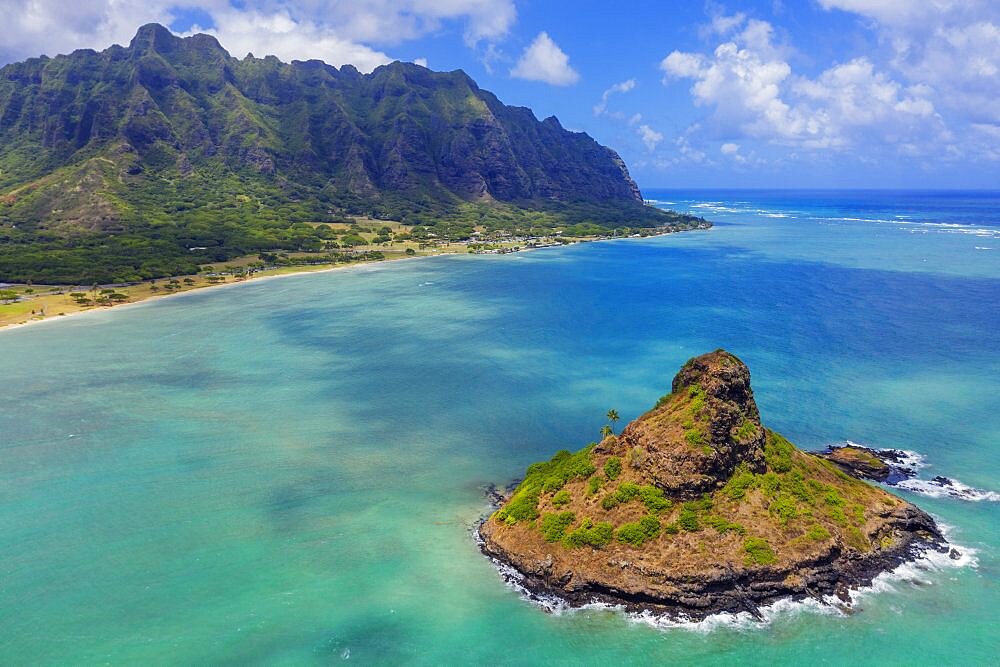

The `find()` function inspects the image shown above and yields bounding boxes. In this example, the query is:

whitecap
[897,478,1000,502]
[812,216,1000,238]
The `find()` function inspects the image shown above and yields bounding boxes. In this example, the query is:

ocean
[1,190,997,664]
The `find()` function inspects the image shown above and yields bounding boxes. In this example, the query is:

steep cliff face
[603,350,768,498]
[480,351,944,619]
[0,24,643,222]
[0,24,706,283]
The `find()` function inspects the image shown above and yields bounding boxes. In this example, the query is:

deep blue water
[0,190,997,663]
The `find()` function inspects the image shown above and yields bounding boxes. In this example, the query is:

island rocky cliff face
[480,350,944,619]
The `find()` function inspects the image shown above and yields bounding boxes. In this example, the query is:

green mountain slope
[0,24,705,283]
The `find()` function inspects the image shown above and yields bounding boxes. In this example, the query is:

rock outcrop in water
[479,350,945,619]
[816,443,1000,502]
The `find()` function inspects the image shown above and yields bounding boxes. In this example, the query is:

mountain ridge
[0,24,707,283]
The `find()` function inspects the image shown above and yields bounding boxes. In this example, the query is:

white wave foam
[690,204,742,213]
[975,246,993,250]
[897,478,1000,502]
[823,216,899,223]
[893,450,928,471]
[625,595,837,633]
[837,442,997,501]
[839,441,927,471]
[486,533,976,633]
[811,215,1000,238]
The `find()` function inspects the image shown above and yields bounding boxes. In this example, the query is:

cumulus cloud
[593,78,635,116]
[819,0,1000,125]
[816,0,937,27]
[660,15,947,153]
[707,12,746,36]
[194,7,392,71]
[637,124,663,151]
[0,0,179,63]
[510,32,579,85]
[0,0,517,72]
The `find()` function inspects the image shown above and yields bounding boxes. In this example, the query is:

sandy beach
[0,251,446,334]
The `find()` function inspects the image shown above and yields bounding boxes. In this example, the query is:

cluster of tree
[69,289,128,306]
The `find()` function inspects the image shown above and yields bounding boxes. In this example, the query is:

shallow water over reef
[1,190,998,663]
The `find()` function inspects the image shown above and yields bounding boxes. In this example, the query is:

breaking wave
[836,441,998,503]
[478,522,977,633]
[897,478,1000,502]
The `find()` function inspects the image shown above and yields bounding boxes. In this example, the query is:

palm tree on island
[600,424,613,440]
[606,409,620,434]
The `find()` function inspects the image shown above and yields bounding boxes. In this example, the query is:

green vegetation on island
[480,350,944,619]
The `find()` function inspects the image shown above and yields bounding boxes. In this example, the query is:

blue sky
[2,0,998,189]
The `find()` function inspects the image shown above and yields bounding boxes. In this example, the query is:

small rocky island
[480,350,946,619]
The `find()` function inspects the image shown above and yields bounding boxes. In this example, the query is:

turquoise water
[1,190,998,664]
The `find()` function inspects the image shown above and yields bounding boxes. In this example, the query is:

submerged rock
[479,350,944,620]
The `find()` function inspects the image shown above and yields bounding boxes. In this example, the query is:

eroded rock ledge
[479,350,946,620]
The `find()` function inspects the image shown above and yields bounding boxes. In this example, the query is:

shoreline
[0,251,440,335]
[0,225,713,335]
[477,516,969,628]
[476,503,953,623]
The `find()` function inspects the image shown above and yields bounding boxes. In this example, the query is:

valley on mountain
[0,24,705,285]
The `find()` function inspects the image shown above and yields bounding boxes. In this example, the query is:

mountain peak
[129,23,180,53]
[670,349,759,421]
[0,27,702,283]
[610,349,766,496]
[186,32,229,56]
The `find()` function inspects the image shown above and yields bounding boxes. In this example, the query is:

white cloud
[510,32,579,85]
[593,78,635,116]
[0,0,180,63]
[818,0,1000,124]
[194,7,392,72]
[660,15,946,153]
[413,57,428,67]
[719,142,752,164]
[637,124,663,151]
[591,80,664,153]
[660,52,705,79]
[816,0,934,27]
[674,131,711,165]
[0,0,518,72]
[708,12,746,36]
